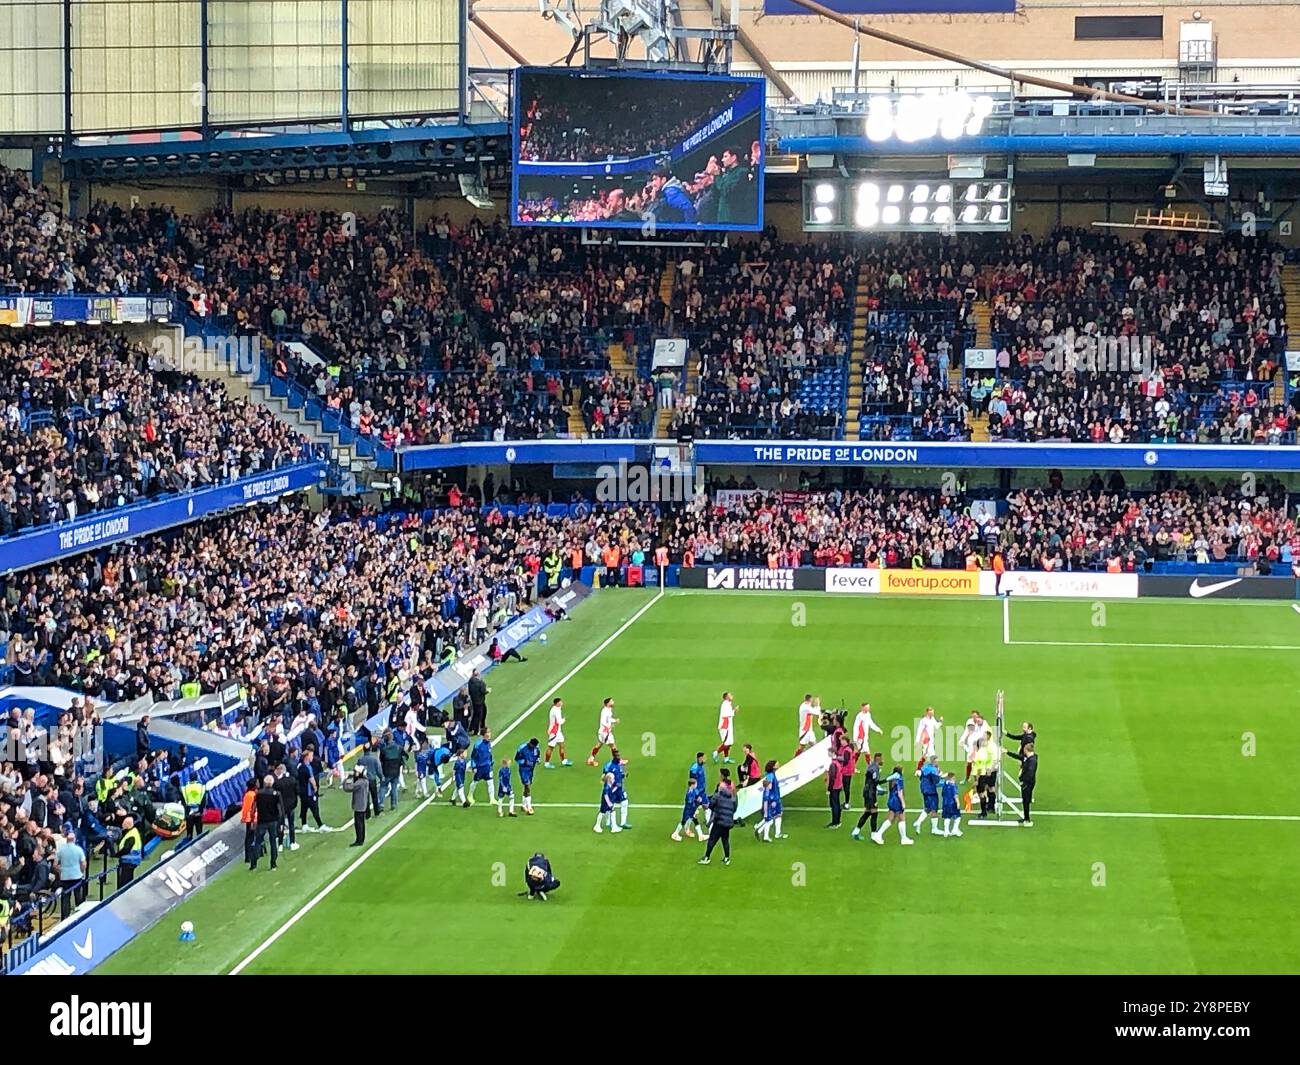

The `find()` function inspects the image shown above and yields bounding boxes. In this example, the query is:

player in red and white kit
[851,702,883,755]
[543,697,571,767]
[915,707,944,769]
[713,692,737,763]
[795,694,818,756]
[587,698,618,765]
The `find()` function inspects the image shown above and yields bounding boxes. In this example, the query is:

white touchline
[1010,639,1300,651]
[1292,604,1300,616]
[1002,595,1010,645]
[521,802,1300,823]
[229,585,666,975]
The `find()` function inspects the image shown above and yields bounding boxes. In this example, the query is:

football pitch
[100,589,1300,975]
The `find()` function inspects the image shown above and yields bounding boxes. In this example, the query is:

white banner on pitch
[735,735,834,820]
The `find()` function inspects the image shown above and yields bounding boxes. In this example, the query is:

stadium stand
[0,332,312,537]
[675,239,858,439]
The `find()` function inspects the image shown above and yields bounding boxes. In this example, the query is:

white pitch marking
[522,802,1300,823]
[1009,639,1300,651]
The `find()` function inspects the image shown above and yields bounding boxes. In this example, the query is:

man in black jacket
[273,764,299,851]
[250,775,282,871]
[296,749,323,830]
[699,770,737,866]
[135,715,151,761]
[452,687,472,734]
[1006,742,1037,826]
[1004,721,1037,756]
[467,671,490,735]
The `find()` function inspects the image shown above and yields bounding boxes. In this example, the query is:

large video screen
[511,67,765,232]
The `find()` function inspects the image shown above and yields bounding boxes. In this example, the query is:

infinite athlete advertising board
[512,68,765,232]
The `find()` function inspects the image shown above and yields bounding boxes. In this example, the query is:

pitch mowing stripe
[228,585,666,975]
[516,802,1300,823]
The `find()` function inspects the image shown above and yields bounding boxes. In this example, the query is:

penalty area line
[1008,638,1300,651]
[229,586,665,975]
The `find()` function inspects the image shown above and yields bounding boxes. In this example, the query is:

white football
[180,920,194,935]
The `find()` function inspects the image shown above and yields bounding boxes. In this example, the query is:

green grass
[100,590,1300,975]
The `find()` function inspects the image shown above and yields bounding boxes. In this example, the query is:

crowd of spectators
[0,496,660,720]
[669,239,858,439]
[6,166,1298,454]
[266,219,674,443]
[973,231,1291,443]
[668,473,1295,573]
[849,229,1293,445]
[515,140,761,227]
[0,332,310,536]
[518,79,750,162]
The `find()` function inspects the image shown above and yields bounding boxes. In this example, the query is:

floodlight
[865,99,893,142]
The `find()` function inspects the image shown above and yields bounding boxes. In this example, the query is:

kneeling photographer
[523,852,560,900]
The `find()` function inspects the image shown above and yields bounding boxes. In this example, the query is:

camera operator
[523,851,560,901]
[819,703,848,739]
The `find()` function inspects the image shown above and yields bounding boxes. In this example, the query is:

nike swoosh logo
[74,932,93,960]
[1189,578,1242,598]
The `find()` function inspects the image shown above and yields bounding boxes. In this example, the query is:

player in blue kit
[688,751,710,825]
[672,776,709,841]
[496,759,517,817]
[871,765,913,846]
[466,728,496,808]
[514,738,541,816]
[415,737,452,799]
[593,771,622,833]
[915,755,944,836]
[451,748,469,807]
[754,759,787,842]
[941,772,963,837]
[604,747,631,830]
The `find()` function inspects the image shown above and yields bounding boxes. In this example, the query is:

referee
[1006,742,1037,827]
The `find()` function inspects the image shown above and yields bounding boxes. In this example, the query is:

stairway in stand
[658,261,677,308]
[843,262,872,441]
[1282,265,1300,344]
[966,295,994,441]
